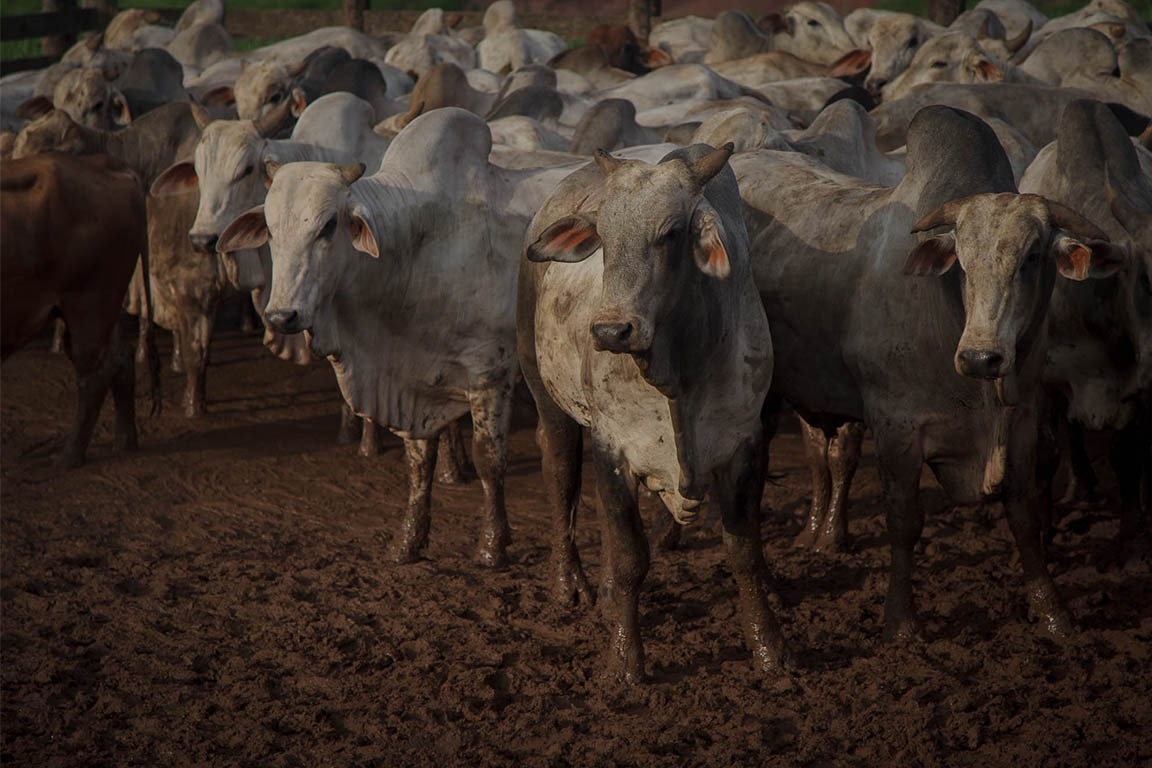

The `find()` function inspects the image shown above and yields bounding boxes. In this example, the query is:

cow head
[151,101,290,254]
[51,67,131,130]
[216,161,369,354]
[905,192,1123,380]
[881,32,1004,103]
[761,1,859,68]
[527,144,736,389]
[850,12,939,98]
[11,109,87,159]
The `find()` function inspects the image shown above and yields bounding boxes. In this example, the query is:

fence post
[343,0,366,31]
[40,0,75,59]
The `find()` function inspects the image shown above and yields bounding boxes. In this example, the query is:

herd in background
[1,0,1150,683]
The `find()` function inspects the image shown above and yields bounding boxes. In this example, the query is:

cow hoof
[553,558,593,607]
[882,616,922,644]
[476,545,509,570]
[387,543,425,565]
[812,533,852,554]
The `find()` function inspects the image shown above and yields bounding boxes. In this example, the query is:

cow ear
[641,47,673,68]
[527,214,601,263]
[151,161,198,197]
[904,234,957,276]
[759,13,788,34]
[691,202,730,279]
[16,96,54,120]
[218,206,269,254]
[199,86,235,111]
[348,206,380,258]
[1051,234,1124,281]
[973,58,1003,82]
[289,87,308,118]
[828,49,872,78]
[111,90,132,126]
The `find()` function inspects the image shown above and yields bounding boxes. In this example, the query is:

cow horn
[189,102,214,131]
[85,32,103,51]
[910,197,968,232]
[253,97,293,138]
[688,142,735,189]
[594,148,624,176]
[1006,19,1032,53]
[1046,200,1109,241]
[337,163,366,185]
[977,13,993,39]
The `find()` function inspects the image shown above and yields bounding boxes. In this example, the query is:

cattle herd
[1,0,1150,685]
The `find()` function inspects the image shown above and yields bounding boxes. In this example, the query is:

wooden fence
[0,0,112,73]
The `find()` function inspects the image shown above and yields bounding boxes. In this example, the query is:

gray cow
[731,105,1123,640]
[1019,99,1152,565]
[519,144,782,683]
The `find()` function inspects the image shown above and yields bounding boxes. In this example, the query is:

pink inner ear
[904,237,957,276]
[553,226,594,253]
[1058,244,1092,281]
[707,244,729,275]
[975,60,1003,81]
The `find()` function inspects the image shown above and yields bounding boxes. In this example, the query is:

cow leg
[875,432,925,641]
[358,417,381,457]
[1003,408,1073,637]
[58,322,120,468]
[107,314,138,453]
[1100,414,1151,569]
[593,435,648,684]
[336,402,359,445]
[717,438,788,676]
[49,317,66,354]
[818,421,864,552]
[389,437,438,564]
[536,398,591,605]
[469,385,513,569]
[796,417,832,548]
[437,419,476,485]
[178,312,213,418]
[1066,421,1100,504]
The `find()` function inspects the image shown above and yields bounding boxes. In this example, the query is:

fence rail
[1,0,108,74]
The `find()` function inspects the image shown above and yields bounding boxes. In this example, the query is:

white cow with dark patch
[518,144,782,683]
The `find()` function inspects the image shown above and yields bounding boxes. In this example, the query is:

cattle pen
[3,0,1151,766]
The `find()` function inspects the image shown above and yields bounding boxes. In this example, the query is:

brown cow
[1,152,158,467]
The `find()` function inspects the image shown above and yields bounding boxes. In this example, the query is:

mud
[3,330,1150,767]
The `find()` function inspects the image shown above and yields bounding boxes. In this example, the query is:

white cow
[518,143,782,682]
[214,108,591,568]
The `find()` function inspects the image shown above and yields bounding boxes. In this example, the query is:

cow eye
[241,164,254,177]
[268,91,283,104]
[931,60,947,69]
[91,100,104,112]
[319,216,337,239]
[806,18,821,27]
[1023,243,1043,266]
[907,37,919,48]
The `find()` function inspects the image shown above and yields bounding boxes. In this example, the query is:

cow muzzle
[266,308,305,335]
[189,233,220,254]
[956,348,1005,380]
[590,312,651,354]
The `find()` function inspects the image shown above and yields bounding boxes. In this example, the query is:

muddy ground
[2,327,1150,768]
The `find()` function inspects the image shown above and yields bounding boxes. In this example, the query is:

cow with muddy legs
[731,105,1124,640]
[1019,99,1152,566]
[519,143,783,683]
[1,153,159,467]
[214,108,593,568]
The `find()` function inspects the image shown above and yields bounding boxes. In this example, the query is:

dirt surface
[3,324,1150,768]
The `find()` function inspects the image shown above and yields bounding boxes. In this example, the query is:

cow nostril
[267,309,300,335]
[958,349,1004,379]
[591,321,634,351]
